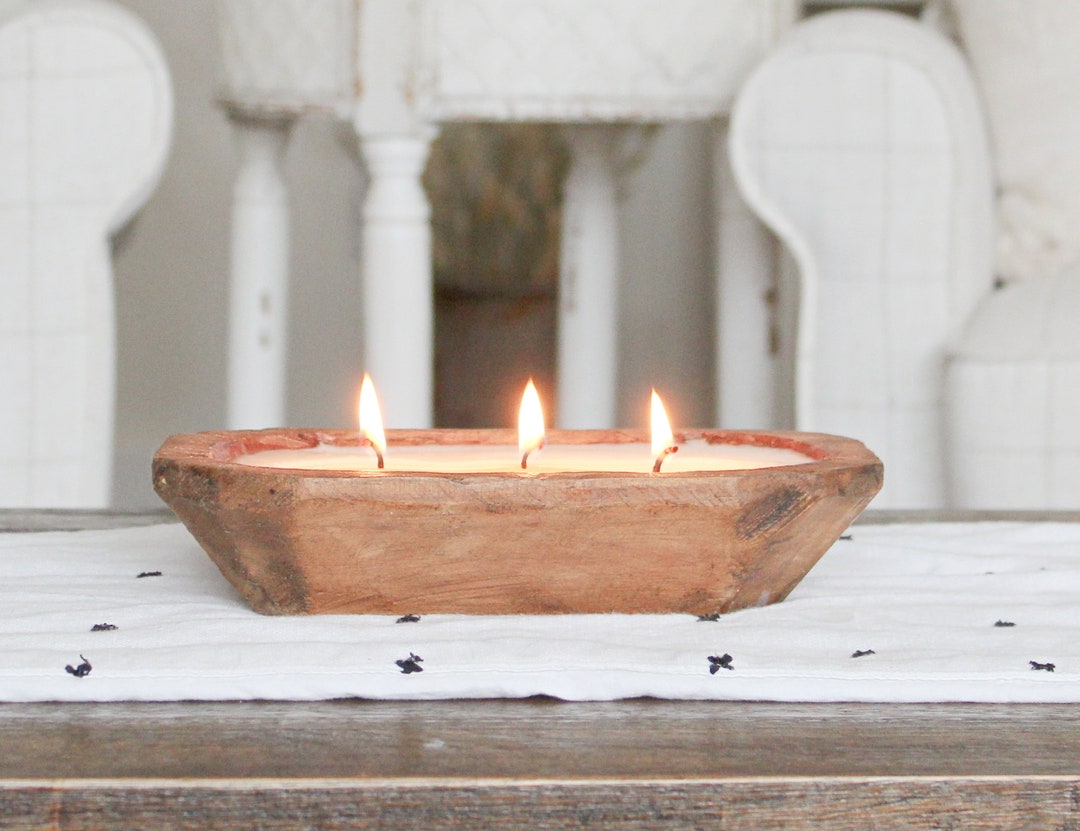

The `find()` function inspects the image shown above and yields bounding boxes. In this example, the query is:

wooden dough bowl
[153,428,882,616]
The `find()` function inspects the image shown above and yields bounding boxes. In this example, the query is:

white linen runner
[1,522,1075,702]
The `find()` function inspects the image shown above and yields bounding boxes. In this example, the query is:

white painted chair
[217,0,797,430]
[728,9,994,508]
[0,0,172,507]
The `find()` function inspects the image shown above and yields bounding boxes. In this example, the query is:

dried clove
[851,649,876,658]
[994,620,1016,627]
[90,623,117,632]
[65,655,92,677]
[396,653,424,674]
[696,612,721,622]
[838,534,854,541]
[136,571,162,578]
[1029,661,1055,672]
[708,654,734,674]
[395,614,421,624]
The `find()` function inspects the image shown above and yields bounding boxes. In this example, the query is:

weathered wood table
[2,510,1078,830]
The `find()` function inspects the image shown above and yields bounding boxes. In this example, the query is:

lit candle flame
[359,373,386,469]
[651,389,678,473]
[518,379,545,469]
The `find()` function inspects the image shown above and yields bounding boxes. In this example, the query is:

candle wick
[653,445,678,473]
[361,437,385,469]
[521,439,545,470]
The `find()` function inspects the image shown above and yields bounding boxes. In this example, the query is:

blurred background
[109,0,735,507]
[9,0,1080,511]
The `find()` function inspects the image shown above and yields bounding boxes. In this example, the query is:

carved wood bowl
[153,428,882,616]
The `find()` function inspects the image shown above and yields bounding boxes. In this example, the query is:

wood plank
[0,509,175,533]
[1,700,1078,780]
[4,507,1080,534]
[4,777,1079,831]
[855,508,1080,524]
[2,505,1080,531]
[2,700,1078,829]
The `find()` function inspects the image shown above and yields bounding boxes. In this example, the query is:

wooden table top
[2,509,1078,830]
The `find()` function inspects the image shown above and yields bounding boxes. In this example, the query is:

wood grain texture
[152,427,882,615]
[1,702,1078,830]
[2,701,1079,780]
[4,778,1079,831]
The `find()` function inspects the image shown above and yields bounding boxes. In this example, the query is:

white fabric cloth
[0,521,1075,702]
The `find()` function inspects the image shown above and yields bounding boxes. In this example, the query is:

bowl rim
[153,427,882,482]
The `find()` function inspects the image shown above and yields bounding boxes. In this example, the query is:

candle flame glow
[518,379,545,469]
[359,373,386,468]
[651,389,678,473]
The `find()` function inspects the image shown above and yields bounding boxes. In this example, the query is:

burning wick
[518,379,545,470]
[652,445,678,474]
[361,437,384,470]
[650,389,679,473]
[521,440,544,471]
[359,373,387,470]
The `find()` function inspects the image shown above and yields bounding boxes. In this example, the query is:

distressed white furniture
[941,0,1080,509]
[218,0,796,428]
[0,0,172,507]
[729,9,994,508]
[218,0,353,430]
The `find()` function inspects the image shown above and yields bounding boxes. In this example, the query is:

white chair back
[0,0,172,506]
[728,10,994,507]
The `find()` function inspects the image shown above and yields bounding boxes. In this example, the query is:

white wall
[110,0,719,507]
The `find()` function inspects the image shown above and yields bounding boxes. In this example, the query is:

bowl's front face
[153,428,883,615]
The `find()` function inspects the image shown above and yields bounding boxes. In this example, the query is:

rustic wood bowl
[153,428,882,616]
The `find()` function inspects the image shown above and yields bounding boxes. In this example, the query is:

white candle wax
[236,440,812,474]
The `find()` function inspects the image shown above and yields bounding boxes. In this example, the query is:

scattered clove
[396,614,421,624]
[696,612,721,622]
[851,649,876,658]
[708,654,734,674]
[65,655,92,677]
[396,653,424,674]
[136,571,162,578]
[838,534,854,541]
[994,620,1016,627]
[1029,661,1055,672]
[90,623,117,632]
